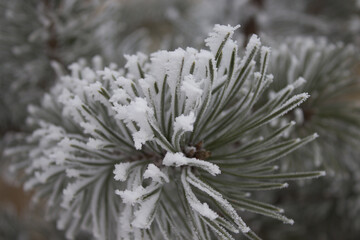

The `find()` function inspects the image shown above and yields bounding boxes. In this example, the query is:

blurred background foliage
[0,0,359,239]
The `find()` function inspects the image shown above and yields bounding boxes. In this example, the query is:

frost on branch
[163,152,221,176]
[6,25,326,240]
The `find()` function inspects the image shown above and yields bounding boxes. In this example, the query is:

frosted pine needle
[7,25,325,240]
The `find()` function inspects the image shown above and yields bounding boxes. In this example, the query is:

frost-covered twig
[6,25,325,240]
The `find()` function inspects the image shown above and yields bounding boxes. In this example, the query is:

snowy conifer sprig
[266,37,360,175]
[7,25,325,240]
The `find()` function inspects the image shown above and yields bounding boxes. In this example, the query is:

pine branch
[6,24,325,240]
